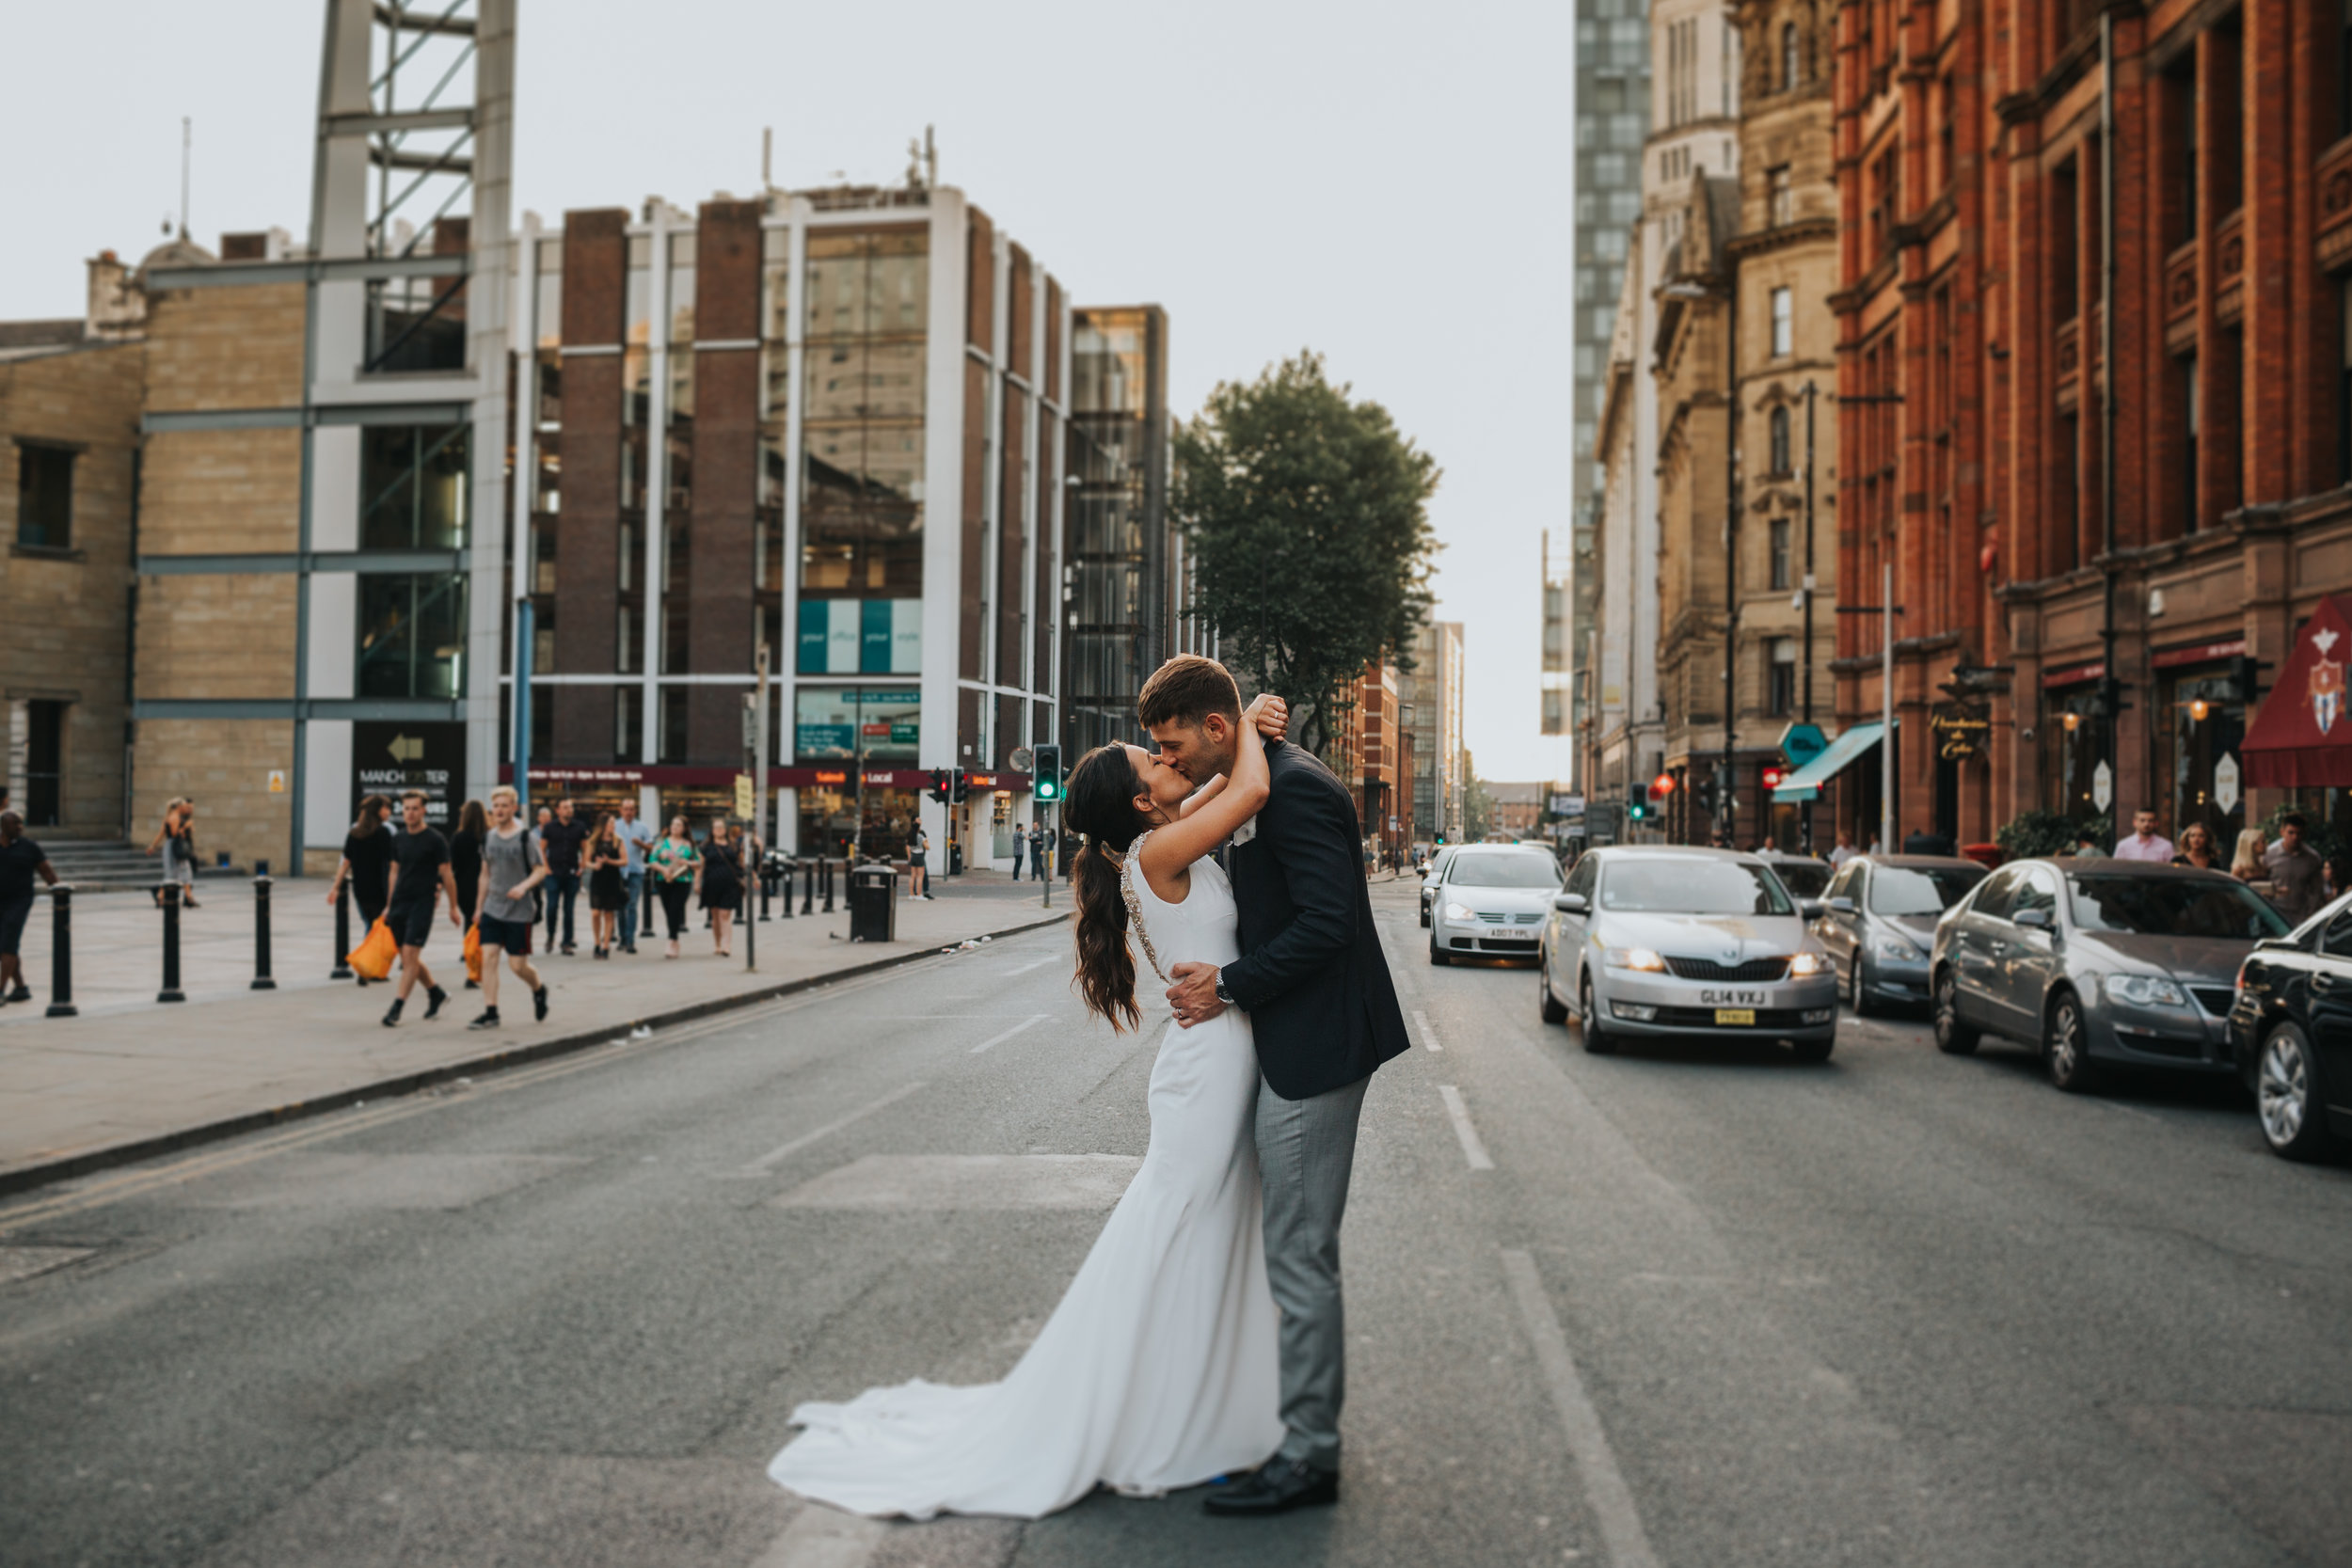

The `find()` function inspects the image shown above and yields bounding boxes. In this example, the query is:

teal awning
[1772,721,1884,803]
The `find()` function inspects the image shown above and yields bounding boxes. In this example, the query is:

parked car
[2226,892,2352,1161]
[1814,855,1988,1016]
[1428,846,1563,964]
[1419,845,1462,927]
[1537,846,1838,1061]
[1755,851,1836,901]
[1931,859,2289,1092]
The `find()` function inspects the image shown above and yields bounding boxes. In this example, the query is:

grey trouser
[1255,1071,1370,1471]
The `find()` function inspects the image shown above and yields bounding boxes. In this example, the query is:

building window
[359,423,469,550]
[1770,515,1792,590]
[1771,287,1793,356]
[14,443,73,550]
[1768,638,1797,716]
[1768,165,1794,228]
[801,229,929,601]
[1782,22,1800,90]
[1770,405,1793,475]
[357,573,468,699]
[22,699,65,826]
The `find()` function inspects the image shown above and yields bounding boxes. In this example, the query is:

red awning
[2242,595,2352,788]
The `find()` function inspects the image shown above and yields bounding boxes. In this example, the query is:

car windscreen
[1869,864,1986,916]
[2068,874,2291,941]
[1771,863,1833,898]
[1599,860,1793,915]
[1447,854,1561,889]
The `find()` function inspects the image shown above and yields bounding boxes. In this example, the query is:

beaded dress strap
[1119,830,1169,984]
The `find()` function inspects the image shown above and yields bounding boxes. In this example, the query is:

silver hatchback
[1537,846,1839,1061]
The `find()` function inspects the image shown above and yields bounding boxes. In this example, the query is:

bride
[768,695,1291,1520]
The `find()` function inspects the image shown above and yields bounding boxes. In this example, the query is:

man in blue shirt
[614,797,656,955]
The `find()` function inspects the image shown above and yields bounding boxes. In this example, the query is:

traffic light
[1628,798,1646,822]
[2233,655,2265,705]
[1032,744,1063,802]
[927,768,951,804]
[951,768,970,804]
[1761,765,1785,792]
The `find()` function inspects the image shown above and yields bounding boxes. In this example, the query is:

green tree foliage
[1461,774,1495,844]
[1996,809,2105,859]
[1175,352,1440,757]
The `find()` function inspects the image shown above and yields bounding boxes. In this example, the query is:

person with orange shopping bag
[380,790,463,1027]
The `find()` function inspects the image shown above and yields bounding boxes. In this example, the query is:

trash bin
[849,863,898,943]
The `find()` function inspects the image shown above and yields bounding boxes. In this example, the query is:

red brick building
[1828,0,2352,848]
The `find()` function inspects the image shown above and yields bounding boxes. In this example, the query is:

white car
[1427,847,1565,964]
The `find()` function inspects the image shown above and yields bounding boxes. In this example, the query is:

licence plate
[1698,989,1766,1006]
[1713,1008,1756,1026]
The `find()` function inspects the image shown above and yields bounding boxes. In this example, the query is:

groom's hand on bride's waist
[1167,962,1228,1029]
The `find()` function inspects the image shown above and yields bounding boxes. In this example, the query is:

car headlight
[1875,937,1921,960]
[1443,901,1475,921]
[2103,973,2185,1007]
[1788,952,1828,977]
[1598,945,1667,973]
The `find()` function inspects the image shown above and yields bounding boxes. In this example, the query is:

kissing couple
[768,655,1412,1520]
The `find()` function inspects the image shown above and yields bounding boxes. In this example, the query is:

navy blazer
[1218,738,1411,1101]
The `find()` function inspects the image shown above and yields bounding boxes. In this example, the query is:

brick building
[1828,0,2352,848]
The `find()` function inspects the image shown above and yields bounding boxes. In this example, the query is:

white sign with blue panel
[800,599,922,675]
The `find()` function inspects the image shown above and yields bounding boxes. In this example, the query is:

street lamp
[1662,276,1739,847]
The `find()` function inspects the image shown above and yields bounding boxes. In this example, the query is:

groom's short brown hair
[1136,656,1242,729]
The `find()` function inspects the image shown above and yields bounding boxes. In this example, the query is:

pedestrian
[702,817,742,958]
[613,797,654,954]
[908,816,933,900]
[2113,809,2175,863]
[148,798,200,909]
[468,784,550,1030]
[529,802,552,926]
[379,790,461,1026]
[539,797,589,956]
[1827,829,1856,868]
[1027,819,1045,884]
[2231,827,2270,882]
[1010,819,1028,880]
[328,795,395,986]
[2265,813,2326,924]
[0,810,58,1005]
[450,798,488,988]
[585,813,627,958]
[2172,822,2221,871]
[649,816,700,959]
[2071,828,2106,858]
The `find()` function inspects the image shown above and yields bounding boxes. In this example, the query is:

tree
[1175,351,1440,757]
[1461,766,1494,844]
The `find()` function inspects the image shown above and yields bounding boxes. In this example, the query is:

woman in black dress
[700,817,741,958]
[451,799,488,985]
[585,813,627,958]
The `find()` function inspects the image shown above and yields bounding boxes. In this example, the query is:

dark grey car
[1931,859,2291,1091]
[1814,855,1987,1016]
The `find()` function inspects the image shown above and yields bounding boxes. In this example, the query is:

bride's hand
[1244,694,1288,739]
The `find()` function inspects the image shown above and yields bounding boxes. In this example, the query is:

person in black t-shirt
[0,811,58,1005]
[381,791,461,1027]
[538,798,591,956]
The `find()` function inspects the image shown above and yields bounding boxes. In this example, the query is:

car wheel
[1850,957,1878,1019]
[1790,1034,1834,1064]
[1428,935,1451,967]
[1539,956,1569,1024]
[2044,990,2100,1093]
[1579,972,1617,1055]
[2256,1022,2336,1162]
[1932,967,1979,1054]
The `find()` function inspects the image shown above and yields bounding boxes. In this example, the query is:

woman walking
[702,817,742,958]
[2171,822,2221,871]
[2230,827,2271,883]
[468,785,550,1030]
[586,813,628,958]
[148,799,200,909]
[451,799,489,987]
[328,795,395,985]
[649,816,701,959]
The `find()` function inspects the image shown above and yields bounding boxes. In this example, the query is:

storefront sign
[2153,638,2247,671]
[798,598,923,675]
[2215,752,2241,815]
[1777,721,1829,768]
[1930,704,1991,760]
[2093,761,2114,810]
[795,687,920,763]
[2042,660,2107,689]
[734,773,755,819]
[354,721,464,829]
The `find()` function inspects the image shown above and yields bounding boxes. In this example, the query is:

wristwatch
[1214,976,1235,1007]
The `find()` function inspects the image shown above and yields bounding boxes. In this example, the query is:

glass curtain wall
[1066,310,1154,756]
[528,240,561,674]
[756,228,790,689]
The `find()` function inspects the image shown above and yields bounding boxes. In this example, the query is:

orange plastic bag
[462,922,484,985]
[347,917,397,981]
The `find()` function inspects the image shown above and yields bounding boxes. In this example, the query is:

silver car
[1537,846,1839,1061]
[1814,855,1988,1016]
[1419,845,1461,927]
[1428,846,1563,962]
[1931,859,2291,1091]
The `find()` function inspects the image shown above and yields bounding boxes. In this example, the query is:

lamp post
[1663,272,1740,847]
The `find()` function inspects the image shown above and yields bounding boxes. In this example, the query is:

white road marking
[737,1082,930,1175]
[1412,1008,1443,1051]
[752,1503,887,1567]
[1007,954,1060,975]
[971,1014,1049,1053]
[1437,1085,1495,1170]
[1501,1248,1660,1568]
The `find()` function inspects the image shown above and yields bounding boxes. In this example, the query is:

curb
[0,909,1072,1202]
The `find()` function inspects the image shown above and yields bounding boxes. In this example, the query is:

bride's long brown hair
[1062,743,1153,1032]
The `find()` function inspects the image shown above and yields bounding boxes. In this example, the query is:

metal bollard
[44,884,76,1019]
[801,857,815,916]
[331,879,355,979]
[780,857,794,919]
[158,881,187,1003]
[759,862,772,922]
[822,857,835,914]
[251,873,277,990]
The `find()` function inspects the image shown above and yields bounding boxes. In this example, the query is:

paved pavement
[0,871,1068,1190]
[3,880,2346,1567]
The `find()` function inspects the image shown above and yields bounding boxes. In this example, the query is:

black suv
[2226,893,2352,1162]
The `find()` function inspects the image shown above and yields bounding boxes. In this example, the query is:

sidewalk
[0,871,1069,1195]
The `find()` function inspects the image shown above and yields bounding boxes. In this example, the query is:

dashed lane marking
[736,1081,931,1176]
[1006,954,1061,975]
[1438,1085,1495,1170]
[1501,1248,1659,1568]
[1412,1008,1443,1051]
[970,1014,1049,1053]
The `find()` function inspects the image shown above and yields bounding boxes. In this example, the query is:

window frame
[14,440,77,552]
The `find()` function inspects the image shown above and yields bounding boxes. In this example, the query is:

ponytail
[1062,743,1151,1033]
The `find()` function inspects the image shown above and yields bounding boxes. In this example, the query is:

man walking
[381,790,461,1026]
[469,785,551,1029]
[2266,813,2326,924]
[0,811,58,1005]
[2113,809,2175,863]
[1010,819,1027,881]
[1027,819,1046,885]
[540,798,589,955]
[614,798,655,954]
[1144,656,1410,1516]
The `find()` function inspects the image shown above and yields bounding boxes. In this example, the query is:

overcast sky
[2,0,1577,785]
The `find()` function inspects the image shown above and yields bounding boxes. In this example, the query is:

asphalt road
[4,881,2348,1568]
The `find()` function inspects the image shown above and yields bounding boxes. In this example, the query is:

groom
[1140,655,1411,1516]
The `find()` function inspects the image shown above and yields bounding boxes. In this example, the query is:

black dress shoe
[1201,1457,1338,1516]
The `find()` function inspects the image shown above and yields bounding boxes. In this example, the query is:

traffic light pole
[1041,802,1053,910]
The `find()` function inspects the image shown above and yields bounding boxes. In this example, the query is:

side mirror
[2014,907,2053,930]
[1801,899,1827,920]
[1553,893,1589,915]
[1826,895,1857,915]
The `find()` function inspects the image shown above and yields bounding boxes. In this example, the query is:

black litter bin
[849,863,898,943]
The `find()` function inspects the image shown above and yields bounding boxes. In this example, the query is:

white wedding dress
[767,831,1281,1519]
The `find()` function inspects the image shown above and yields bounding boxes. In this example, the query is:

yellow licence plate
[1714,1008,1756,1026]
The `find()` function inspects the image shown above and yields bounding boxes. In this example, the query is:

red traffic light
[1650,772,1676,799]
[1762,766,1785,790]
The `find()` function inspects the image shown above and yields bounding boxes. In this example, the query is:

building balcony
[2318,135,2352,275]
[2213,209,2247,328]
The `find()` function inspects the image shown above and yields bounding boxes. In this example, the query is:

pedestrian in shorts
[381,790,462,1026]
[0,811,58,1005]
[469,785,550,1029]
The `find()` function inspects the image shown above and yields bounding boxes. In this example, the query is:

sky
[2,0,1579,785]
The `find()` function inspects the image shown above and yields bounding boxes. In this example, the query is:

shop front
[2243,595,2352,844]
[2040,664,2106,822]
[2152,639,2248,850]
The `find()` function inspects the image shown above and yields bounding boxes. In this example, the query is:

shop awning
[1772,721,1884,803]
[2242,594,2352,788]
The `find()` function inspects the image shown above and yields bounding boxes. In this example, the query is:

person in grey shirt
[2265,813,2327,925]
[470,785,550,1029]
[614,799,656,954]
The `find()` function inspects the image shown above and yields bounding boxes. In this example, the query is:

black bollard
[251,873,277,990]
[331,879,354,979]
[822,857,835,915]
[780,857,794,919]
[44,884,76,1019]
[801,857,815,916]
[158,881,186,1003]
[759,861,772,922]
